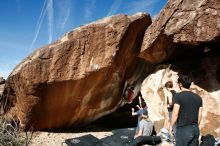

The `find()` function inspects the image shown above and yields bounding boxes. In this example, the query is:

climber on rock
[123,83,135,104]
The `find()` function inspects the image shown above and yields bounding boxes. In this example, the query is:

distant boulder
[0,77,5,84]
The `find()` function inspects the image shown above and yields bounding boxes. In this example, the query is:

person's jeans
[176,124,200,146]
[128,136,161,146]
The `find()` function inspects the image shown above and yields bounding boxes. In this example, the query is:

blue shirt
[135,108,148,132]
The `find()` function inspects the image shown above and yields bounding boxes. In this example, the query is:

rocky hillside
[2,0,220,137]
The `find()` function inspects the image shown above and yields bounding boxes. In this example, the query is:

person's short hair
[142,109,148,116]
[165,81,173,88]
[141,102,147,108]
[178,75,191,89]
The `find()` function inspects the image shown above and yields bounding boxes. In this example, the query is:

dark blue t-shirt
[174,91,203,127]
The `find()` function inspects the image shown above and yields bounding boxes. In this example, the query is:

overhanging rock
[3,13,151,130]
[140,0,220,64]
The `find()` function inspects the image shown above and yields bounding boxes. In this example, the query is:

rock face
[0,76,5,115]
[2,0,220,137]
[2,13,151,130]
[140,0,220,64]
[0,84,4,96]
[139,0,220,137]
[0,76,5,96]
[141,49,220,137]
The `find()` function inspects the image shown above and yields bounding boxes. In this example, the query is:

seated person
[134,109,153,139]
[131,102,148,134]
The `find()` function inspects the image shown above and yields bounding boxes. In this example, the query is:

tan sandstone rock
[3,13,151,130]
[138,0,220,137]
[0,75,5,115]
[140,0,220,64]
[141,53,220,137]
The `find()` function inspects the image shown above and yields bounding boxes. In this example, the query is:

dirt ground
[28,126,174,146]
[29,131,112,146]
[29,126,113,146]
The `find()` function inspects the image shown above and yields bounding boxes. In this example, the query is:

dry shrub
[0,115,32,146]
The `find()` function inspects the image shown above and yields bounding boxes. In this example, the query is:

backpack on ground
[200,134,216,146]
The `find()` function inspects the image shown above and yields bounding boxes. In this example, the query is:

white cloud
[60,8,70,32]
[106,0,122,17]
[29,0,55,51]
[47,0,54,44]
[84,0,96,20]
[126,0,159,15]
[29,0,47,52]
[57,0,71,33]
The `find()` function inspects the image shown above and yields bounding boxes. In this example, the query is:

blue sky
[0,0,167,79]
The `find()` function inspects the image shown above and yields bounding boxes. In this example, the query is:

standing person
[131,102,148,135]
[170,75,203,146]
[164,81,176,118]
[134,109,153,138]
[164,81,177,135]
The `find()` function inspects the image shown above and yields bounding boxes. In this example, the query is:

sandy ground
[28,126,174,146]
[29,131,113,146]
[29,126,113,146]
[29,132,174,146]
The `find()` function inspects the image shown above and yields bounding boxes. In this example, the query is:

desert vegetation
[0,115,32,146]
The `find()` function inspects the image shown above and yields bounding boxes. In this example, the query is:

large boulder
[0,76,5,115]
[0,84,4,96]
[140,0,220,64]
[0,75,5,98]
[3,13,151,130]
[137,0,220,137]
[0,76,5,84]
[141,51,220,137]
